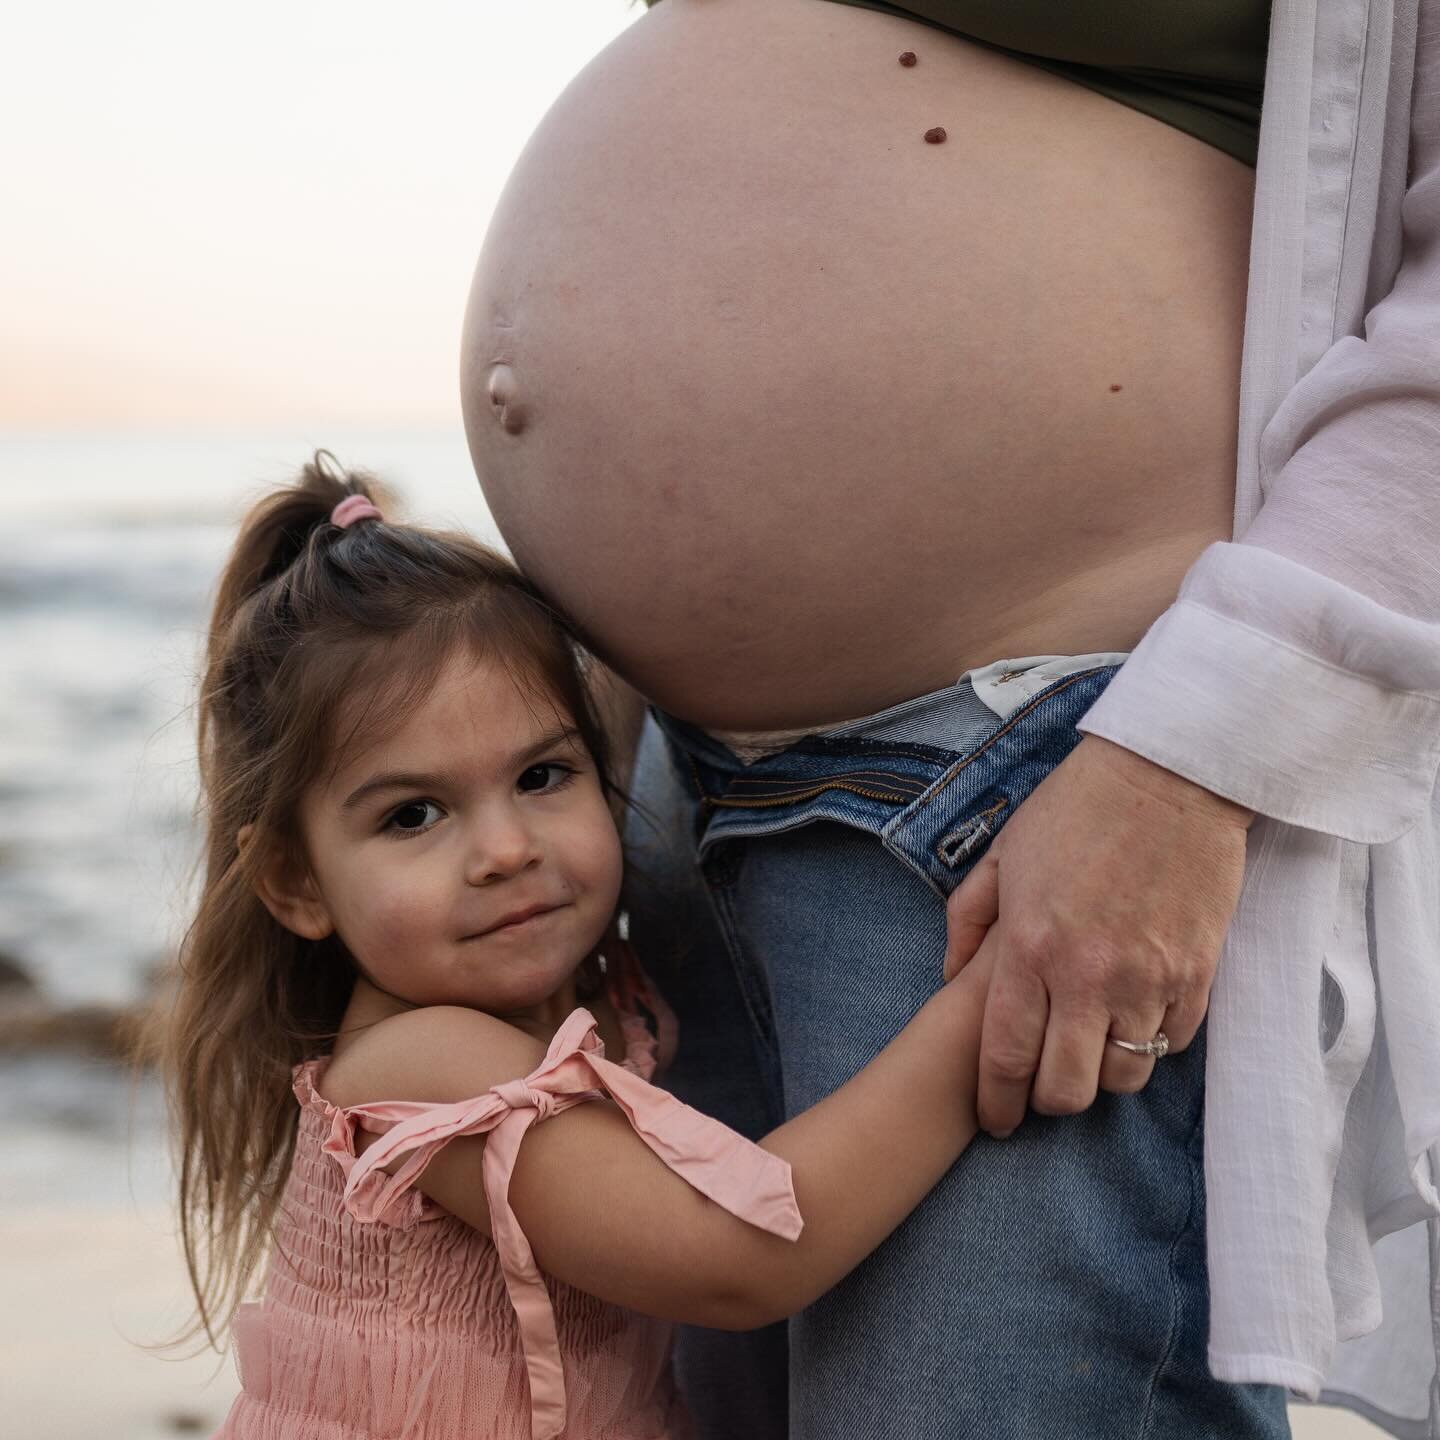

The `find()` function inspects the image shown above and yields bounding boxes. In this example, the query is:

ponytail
[208,453,372,636]
[159,451,612,1348]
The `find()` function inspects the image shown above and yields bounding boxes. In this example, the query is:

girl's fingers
[943,853,1000,982]
[976,960,1049,1138]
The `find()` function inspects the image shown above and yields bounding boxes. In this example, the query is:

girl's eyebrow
[340,726,584,811]
[342,770,449,812]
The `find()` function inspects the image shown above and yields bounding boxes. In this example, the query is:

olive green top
[643,0,1271,167]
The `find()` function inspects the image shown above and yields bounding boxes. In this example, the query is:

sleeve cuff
[1074,544,1440,844]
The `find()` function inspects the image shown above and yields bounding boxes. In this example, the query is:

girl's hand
[942,734,1254,1138]
[328,924,996,1331]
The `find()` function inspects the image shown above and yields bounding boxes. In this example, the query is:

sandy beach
[4,1207,242,1439]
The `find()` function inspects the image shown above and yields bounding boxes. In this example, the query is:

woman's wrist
[1076,734,1257,830]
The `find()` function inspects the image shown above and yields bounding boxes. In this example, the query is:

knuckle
[1083,946,1163,1002]
[1073,936,1126,981]
[1176,956,1210,994]
[1032,1081,1096,1116]
[983,1047,1037,1085]
[1166,998,1209,1042]
[1004,922,1053,967]
[1077,938,1194,1008]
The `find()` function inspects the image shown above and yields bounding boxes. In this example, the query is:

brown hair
[160,452,613,1347]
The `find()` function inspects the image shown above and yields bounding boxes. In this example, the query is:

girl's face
[291,650,623,1017]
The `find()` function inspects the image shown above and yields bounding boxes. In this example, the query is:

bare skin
[461,0,1253,730]
[460,0,1260,1119]
[943,732,1255,1135]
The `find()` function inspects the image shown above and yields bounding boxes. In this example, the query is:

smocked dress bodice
[215,963,802,1440]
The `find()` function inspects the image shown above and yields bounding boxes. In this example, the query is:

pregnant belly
[461,0,1256,729]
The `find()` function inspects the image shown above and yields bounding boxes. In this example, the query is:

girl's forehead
[406,654,566,739]
[328,650,575,781]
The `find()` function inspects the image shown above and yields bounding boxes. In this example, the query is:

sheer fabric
[1071,0,1440,1429]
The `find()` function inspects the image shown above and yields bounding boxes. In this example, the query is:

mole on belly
[899,51,917,66]
[1110,384,1124,392]
[924,126,947,143]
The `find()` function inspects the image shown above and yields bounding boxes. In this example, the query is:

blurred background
[0,1,1383,1435]
[1,3,638,1433]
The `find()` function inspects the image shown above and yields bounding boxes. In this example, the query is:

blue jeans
[622,663,1290,1439]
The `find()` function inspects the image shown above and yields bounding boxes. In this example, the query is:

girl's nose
[464,807,542,885]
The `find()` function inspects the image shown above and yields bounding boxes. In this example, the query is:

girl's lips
[467,904,565,939]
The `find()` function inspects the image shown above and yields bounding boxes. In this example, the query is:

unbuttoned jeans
[623,664,1289,1439]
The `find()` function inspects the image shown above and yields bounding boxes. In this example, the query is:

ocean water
[0,429,506,1205]
[0,428,503,1012]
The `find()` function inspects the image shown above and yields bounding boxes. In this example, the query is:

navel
[487,363,530,436]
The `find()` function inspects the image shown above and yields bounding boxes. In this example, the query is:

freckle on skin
[924,126,947,144]
[899,51,917,66]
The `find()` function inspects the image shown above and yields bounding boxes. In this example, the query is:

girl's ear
[237,823,335,942]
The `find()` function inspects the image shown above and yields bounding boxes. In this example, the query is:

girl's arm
[324,954,990,1331]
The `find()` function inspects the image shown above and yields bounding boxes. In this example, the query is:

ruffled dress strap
[337,1007,803,1440]
[603,937,680,1076]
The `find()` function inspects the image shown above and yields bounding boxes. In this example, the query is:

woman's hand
[942,734,1255,1138]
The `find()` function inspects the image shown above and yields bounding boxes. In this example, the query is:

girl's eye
[385,800,444,835]
[517,763,575,794]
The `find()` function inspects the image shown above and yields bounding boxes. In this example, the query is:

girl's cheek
[586,823,625,906]
[362,875,434,944]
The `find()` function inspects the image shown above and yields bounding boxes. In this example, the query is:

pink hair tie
[331,494,383,529]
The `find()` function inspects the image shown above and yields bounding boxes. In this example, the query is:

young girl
[169,455,993,1440]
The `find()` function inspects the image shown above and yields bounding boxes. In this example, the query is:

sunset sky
[2,0,639,429]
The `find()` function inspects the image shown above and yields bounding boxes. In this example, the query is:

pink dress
[216,960,802,1440]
